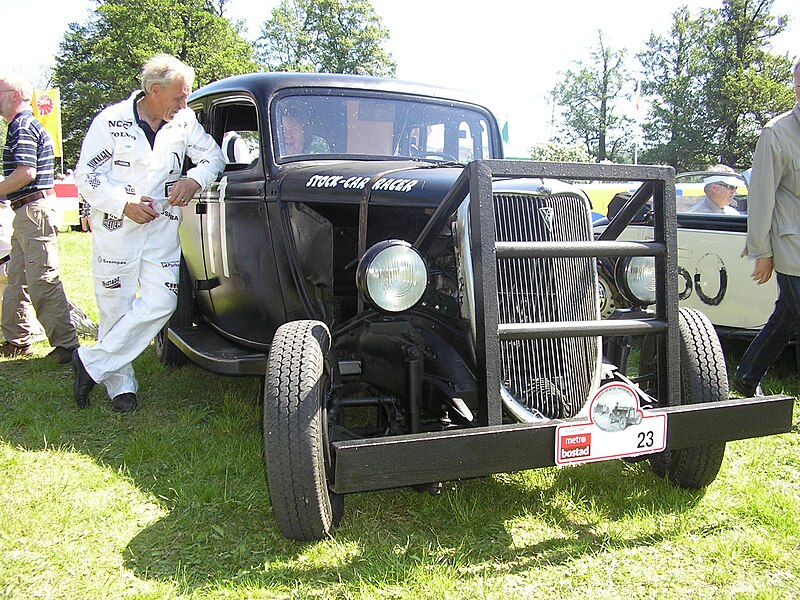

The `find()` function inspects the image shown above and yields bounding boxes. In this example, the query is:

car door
[193,96,281,346]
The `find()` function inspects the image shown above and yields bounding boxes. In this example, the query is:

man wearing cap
[689,171,742,215]
[0,72,79,362]
[732,56,800,397]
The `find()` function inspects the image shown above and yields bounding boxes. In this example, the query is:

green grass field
[1,230,799,599]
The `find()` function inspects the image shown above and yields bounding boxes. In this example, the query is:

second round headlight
[617,256,657,306]
[356,240,427,312]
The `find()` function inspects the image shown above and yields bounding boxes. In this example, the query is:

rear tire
[154,256,192,367]
[263,320,343,540]
[648,308,727,489]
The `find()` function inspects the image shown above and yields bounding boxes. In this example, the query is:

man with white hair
[73,54,225,412]
[0,73,79,361]
[732,56,800,397]
[689,165,741,215]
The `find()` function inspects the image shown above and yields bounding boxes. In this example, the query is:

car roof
[190,72,490,109]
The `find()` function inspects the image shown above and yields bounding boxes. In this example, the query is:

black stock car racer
[153,73,793,540]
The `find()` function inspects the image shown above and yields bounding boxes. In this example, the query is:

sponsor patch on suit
[102,213,123,232]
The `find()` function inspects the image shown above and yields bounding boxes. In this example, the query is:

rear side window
[212,100,260,169]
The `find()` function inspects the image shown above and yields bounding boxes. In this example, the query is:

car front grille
[493,192,600,419]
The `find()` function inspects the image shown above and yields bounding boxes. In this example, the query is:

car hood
[276,160,466,208]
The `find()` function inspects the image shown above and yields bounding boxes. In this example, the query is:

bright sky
[2,0,796,157]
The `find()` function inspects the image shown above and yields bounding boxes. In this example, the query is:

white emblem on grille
[538,207,554,231]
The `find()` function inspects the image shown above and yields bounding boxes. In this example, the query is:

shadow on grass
[122,457,708,593]
[1,348,712,595]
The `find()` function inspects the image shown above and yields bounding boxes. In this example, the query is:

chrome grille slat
[494,192,599,419]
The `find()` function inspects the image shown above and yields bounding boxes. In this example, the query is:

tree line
[541,0,795,171]
[4,0,795,173]
[50,0,395,166]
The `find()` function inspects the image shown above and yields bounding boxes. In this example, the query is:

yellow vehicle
[583,171,748,215]
[582,181,640,215]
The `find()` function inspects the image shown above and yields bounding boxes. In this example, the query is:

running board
[167,324,267,375]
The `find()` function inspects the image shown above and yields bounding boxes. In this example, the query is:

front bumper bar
[331,395,794,494]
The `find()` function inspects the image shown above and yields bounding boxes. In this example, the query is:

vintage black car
[156,73,793,541]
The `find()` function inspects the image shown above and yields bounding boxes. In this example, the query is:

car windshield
[272,92,493,163]
[675,171,749,216]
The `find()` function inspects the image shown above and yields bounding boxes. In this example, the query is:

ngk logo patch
[559,433,591,460]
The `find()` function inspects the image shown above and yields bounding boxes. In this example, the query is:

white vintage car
[596,170,778,339]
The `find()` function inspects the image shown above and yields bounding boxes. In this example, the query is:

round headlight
[617,256,656,306]
[356,240,427,312]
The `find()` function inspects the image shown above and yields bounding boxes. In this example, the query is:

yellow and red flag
[31,89,63,158]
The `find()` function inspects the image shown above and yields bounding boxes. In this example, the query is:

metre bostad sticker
[555,382,667,466]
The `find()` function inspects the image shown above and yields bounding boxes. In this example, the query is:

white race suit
[75,91,225,399]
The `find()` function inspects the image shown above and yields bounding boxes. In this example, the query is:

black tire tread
[263,320,342,541]
[650,308,727,489]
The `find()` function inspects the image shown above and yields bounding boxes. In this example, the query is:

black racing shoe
[731,376,764,398]
[48,346,79,364]
[72,349,96,408]
[111,393,137,413]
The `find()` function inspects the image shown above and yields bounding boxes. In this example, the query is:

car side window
[212,101,260,170]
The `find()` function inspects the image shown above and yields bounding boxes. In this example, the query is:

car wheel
[263,320,343,540]
[648,307,727,488]
[154,256,192,367]
[597,270,622,319]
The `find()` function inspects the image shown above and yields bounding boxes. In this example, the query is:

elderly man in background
[732,56,800,397]
[72,54,224,412]
[0,73,79,362]
[689,164,741,215]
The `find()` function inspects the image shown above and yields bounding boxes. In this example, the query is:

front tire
[263,320,343,540]
[648,308,727,489]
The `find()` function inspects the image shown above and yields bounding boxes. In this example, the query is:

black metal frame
[328,160,793,495]
[418,160,680,423]
[332,395,792,493]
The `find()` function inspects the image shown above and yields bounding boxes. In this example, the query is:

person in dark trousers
[0,73,78,363]
[732,56,800,396]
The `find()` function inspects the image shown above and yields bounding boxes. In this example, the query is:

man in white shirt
[73,54,225,412]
